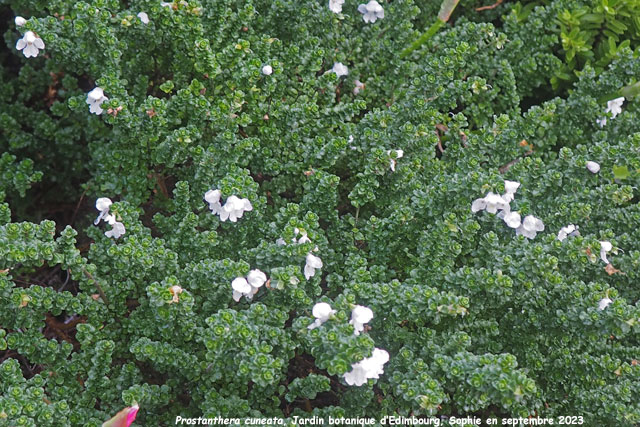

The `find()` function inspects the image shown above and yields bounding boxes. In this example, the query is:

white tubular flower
[304,252,323,280]
[262,65,273,75]
[358,0,384,23]
[86,87,108,115]
[471,197,487,213]
[606,97,624,118]
[231,277,252,302]
[502,211,522,229]
[104,215,126,239]
[16,31,45,58]
[598,297,612,311]
[596,117,607,128]
[204,189,223,215]
[353,80,365,95]
[586,161,600,174]
[15,16,27,27]
[349,305,373,336]
[297,233,311,244]
[94,197,113,225]
[501,180,520,202]
[329,0,345,13]
[247,269,267,295]
[308,302,336,330]
[557,224,577,241]
[483,192,509,214]
[137,12,150,24]
[600,241,612,264]
[219,195,252,222]
[360,348,390,379]
[343,348,389,386]
[515,215,544,239]
[343,363,368,386]
[332,62,349,77]
[386,149,404,172]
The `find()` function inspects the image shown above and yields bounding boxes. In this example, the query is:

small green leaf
[159,80,175,93]
[613,165,630,180]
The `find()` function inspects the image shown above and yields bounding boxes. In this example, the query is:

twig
[475,0,504,11]
[70,189,87,226]
[499,149,533,174]
[82,268,109,306]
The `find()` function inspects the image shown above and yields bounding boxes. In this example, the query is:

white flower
[606,97,624,118]
[332,62,349,77]
[353,79,365,95]
[557,224,577,241]
[501,180,520,203]
[276,237,286,246]
[515,215,544,239]
[161,2,172,7]
[343,362,368,386]
[386,149,404,172]
[304,252,323,280]
[220,195,253,222]
[137,12,150,24]
[343,348,389,386]
[329,0,345,13]
[349,305,373,335]
[247,269,267,295]
[598,297,612,311]
[502,211,521,229]
[586,161,600,174]
[308,302,336,330]
[358,0,384,23]
[86,87,109,115]
[597,97,625,126]
[204,189,223,215]
[297,233,311,244]
[94,197,113,225]
[206,190,253,223]
[104,214,126,239]
[231,277,252,302]
[15,16,26,27]
[16,31,45,58]
[600,241,612,264]
[472,192,510,214]
[262,65,273,75]
[232,270,268,302]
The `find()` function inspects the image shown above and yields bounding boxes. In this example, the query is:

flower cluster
[94,198,126,239]
[328,0,384,22]
[204,189,253,222]
[343,348,390,386]
[472,180,545,239]
[232,269,268,302]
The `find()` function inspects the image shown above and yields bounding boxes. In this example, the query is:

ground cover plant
[1,0,640,425]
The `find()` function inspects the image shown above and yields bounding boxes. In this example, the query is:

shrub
[1,0,639,425]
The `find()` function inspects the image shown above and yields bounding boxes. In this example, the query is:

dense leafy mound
[1,0,639,425]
